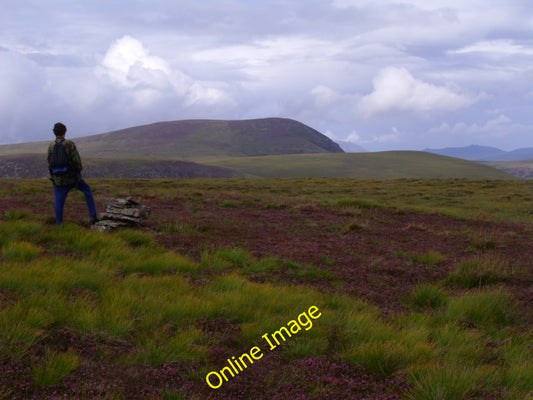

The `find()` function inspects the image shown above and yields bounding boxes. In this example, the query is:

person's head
[53,122,67,137]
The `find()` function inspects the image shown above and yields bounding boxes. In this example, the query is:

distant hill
[0,119,516,179]
[497,148,533,161]
[425,145,533,161]
[0,118,343,160]
[77,118,344,160]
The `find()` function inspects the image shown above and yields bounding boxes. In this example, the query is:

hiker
[47,122,98,226]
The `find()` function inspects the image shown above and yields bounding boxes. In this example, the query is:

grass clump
[130,328,208,365]
[0,219,44,246]
[122,251,197,276]
[2,241,43,262]
[4,209,33,221]
[446,289,518,331]
[501,342,533,399]
[243,256,282,274]
[221,200,238,208]
[200,247,255,272]
[410,250,446,265]
[446,253,518,288]
[409,283,449,308]
[342,309,434,376]
[32,348,80,386]
[114,229,155,248]
[407,362,485,400]
[345,340,414,376]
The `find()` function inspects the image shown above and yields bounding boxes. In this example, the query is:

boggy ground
[1,180,532,400]
[147,195,532,321]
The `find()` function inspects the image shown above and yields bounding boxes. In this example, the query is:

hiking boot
[90,216,99,225]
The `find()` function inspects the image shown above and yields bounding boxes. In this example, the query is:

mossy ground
[0,178,531,399]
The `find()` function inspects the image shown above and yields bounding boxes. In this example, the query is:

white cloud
[362,127,401,144]
[186,83,232,106]
[97,36,172,89]
[347,131,361,142]
[357,67,473,118]
[95,35,233,108]
[1,1,533,151]
[311,85,343,107]
[451,40,533,58]
[429,114,516,138]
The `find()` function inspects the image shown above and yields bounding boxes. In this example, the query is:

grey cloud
[1,0,533,150]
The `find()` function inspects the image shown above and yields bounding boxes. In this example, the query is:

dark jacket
[47,137,83,186]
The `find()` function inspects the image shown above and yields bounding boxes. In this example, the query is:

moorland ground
[0,178,532,400]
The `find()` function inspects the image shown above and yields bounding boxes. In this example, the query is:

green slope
[0,151,515,179]
[0,118,342,160]
[204,151,515,179]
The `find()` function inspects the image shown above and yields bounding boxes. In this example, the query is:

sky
[1,0,533,151]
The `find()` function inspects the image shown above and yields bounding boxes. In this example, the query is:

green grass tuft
[32,348,80,386]
[345,340,415,376]
[407,363,485,400]
[4,209,33,221]
[410,250,447,265]
[2,241,43,262]
[409,284,449,308]
[446,253,519,288]
[115,229,155,248]
[447,289,518,331]
[129,328,208,365]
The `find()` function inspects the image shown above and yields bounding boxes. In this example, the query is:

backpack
[50,141,70,175]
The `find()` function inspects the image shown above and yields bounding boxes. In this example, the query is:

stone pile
[92,197,151,231]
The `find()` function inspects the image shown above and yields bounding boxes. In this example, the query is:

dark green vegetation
[0,118,514,179]
[1,178,532,399]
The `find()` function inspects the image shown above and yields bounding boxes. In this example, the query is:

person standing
[47,122,97,226]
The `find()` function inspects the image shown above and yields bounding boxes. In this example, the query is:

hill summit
[75,118,344,160]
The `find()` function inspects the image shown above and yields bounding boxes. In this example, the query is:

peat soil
[1,190,532,400]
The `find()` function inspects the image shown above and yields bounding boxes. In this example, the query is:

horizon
[0,117,530,154]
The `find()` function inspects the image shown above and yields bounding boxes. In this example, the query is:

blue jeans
[54,179,97,225]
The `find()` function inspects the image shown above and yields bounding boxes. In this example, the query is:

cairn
[92,197,151,231]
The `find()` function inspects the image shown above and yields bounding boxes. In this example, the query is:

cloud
[95,35,233,108]
[347,131,361,142]
[98,35,171,89]
[311,85,344,107]
[0,50,57,143]
[1,1,533,151]
[359,127,401,145]
[429,114,516,138]
[451,40,533,58]
[357,67,473,118]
